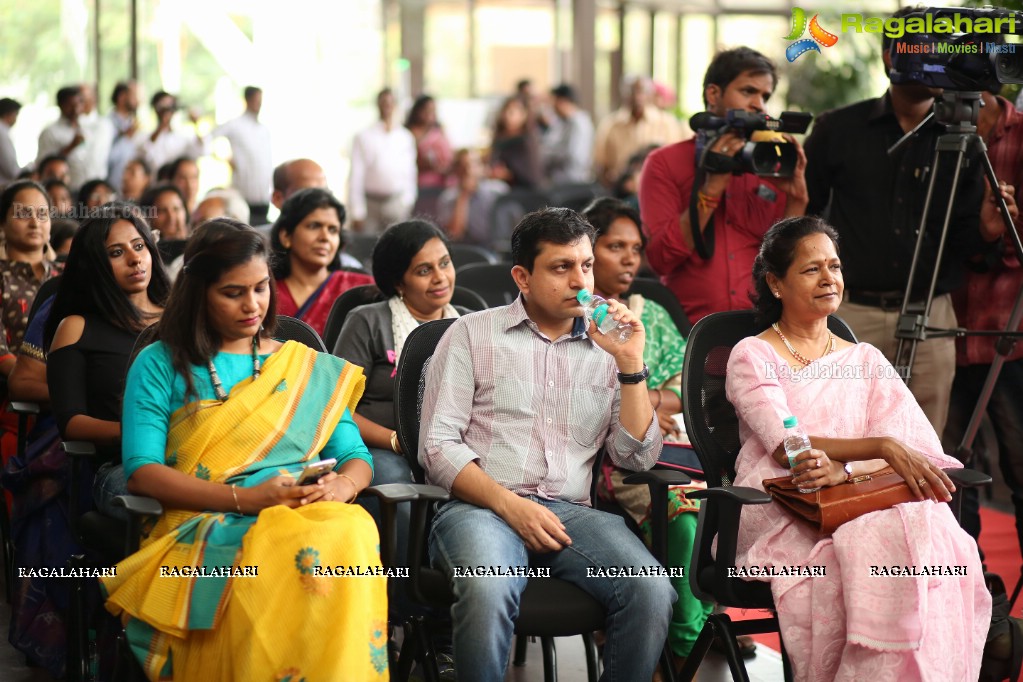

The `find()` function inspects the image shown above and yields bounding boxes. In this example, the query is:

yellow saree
[102,341,388,681]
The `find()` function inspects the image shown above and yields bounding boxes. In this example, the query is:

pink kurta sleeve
[725,337,792,460]
[860,344,962,469]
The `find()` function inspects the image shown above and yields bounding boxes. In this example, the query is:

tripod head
[933,91,981,134]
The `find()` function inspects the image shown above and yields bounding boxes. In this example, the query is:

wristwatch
[843,462,854,482]
[617,364,650,384]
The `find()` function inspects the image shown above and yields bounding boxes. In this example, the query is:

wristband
[617,364,650,384]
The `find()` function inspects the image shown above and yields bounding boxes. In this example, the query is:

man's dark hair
[882,6,922,57]
[372,220,449,298]
[166,156,197,180]
[38,154,69,177]
[0,98,22,118]
[76,178,115,207]
[110,80,133,107]
[150,90,174,110]
[516,79,532,94]
[702,47,776,107]
[49,217,78,252]
[377,87,393,101]
[511,207,595,272]
[244,86,262,101]
[550,84,577,103]
[56,86,82,109]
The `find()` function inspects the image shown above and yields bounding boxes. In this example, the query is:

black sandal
[980,573,1023,682]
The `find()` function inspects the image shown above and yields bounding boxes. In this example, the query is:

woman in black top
[3,203,169,676]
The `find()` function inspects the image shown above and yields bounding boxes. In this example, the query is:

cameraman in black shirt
[804,8,1007,435]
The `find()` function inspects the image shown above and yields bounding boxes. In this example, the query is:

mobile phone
[296,459,337,486]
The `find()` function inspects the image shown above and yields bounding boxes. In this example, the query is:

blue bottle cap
[576,289,591,303]
[783,416,798,429]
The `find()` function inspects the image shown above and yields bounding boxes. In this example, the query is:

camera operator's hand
[980,179,1016,242]
[773,133,808,217]
[702,131,746,196]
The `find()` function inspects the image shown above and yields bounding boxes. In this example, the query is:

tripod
[893,90,1023,601]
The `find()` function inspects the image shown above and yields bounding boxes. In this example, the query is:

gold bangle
[337,473,359,503]
[390,430,402,454]
[230,484,242,514]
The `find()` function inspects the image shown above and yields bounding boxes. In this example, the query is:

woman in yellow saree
[101,219,388,681]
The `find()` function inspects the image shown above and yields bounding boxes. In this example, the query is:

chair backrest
[454,262,518,308]
[28,275,61,326]
[393,318,457,482]
[344,231,379,270]
[275,315,327,352]
[489,189,548,252]
[450,286,489,312]
[627,278,692,338]
[545,182,607,213]
[681,310,856,489]
[323,284,385,352]
[448,242,500,268]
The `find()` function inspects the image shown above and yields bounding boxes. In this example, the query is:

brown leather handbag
[762,467,916,536]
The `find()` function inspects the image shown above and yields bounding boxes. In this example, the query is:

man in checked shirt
[420,207,674,681]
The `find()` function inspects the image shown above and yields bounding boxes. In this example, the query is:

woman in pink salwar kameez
[725,216,992,681]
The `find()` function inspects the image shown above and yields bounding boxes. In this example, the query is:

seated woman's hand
[880,437,955,502]
[790,448,837,489]
[300,471,358,505]
[244,475,329,512]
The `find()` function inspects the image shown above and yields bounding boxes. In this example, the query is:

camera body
[888,6,1023,91]
[690,110,812,178]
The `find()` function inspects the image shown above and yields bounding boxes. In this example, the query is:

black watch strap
[617,364,650,384]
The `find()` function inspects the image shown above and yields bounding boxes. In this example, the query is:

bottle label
[593,303,609,326]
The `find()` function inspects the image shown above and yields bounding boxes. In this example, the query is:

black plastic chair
[677,310,993,682]
[545,183,607,213]
[392,319,604,682]
[274,314,327,352]
[454,263,518,308]
[627,278,692,338]
[447,243,500,268]
[489,189,548,254]
[344,231,379,270]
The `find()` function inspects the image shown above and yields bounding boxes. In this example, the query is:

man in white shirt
[78,82,113,185]
[106,81,142,192]
[542,84,595,186]
[0,98,22,187]
[36,86,88,192]
[139,91,207,172]
[212,86,272,225]
[349,88,417,233]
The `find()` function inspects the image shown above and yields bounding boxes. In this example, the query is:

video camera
[689,110,813,178]
[888,5,1023,91]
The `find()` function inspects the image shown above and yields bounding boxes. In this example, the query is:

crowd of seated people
[0,45,1020,682]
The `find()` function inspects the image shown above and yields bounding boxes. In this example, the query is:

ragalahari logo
[784,8,839,62]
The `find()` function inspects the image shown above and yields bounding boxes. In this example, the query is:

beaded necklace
[208,335,262,402]
[771,322,835,367]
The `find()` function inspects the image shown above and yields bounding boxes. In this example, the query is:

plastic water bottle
[783,416,820,493]
[576,289,633,344]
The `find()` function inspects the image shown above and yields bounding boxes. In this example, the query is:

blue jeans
[944,359,1023,557]
[429,498,676,682]
[357,447,415,616]
[93,461,128,521]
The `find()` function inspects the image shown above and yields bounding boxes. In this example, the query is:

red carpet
[727,503,1023,653]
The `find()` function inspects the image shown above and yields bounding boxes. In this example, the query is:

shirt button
[728,253,735,260]
[548,380,555,387]
[546,418,553,424]
[730,289,736,295]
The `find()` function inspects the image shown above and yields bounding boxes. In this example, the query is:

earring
[773,291,781,298]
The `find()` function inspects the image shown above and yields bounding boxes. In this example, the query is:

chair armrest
[621,469,692,563]
[62,441,98,457]
[945,467,991,488]
[688,485,772,505]
[112,495,163,517]
[623,470,691,487]
[8,401,39,415]
[361,483,421,504]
